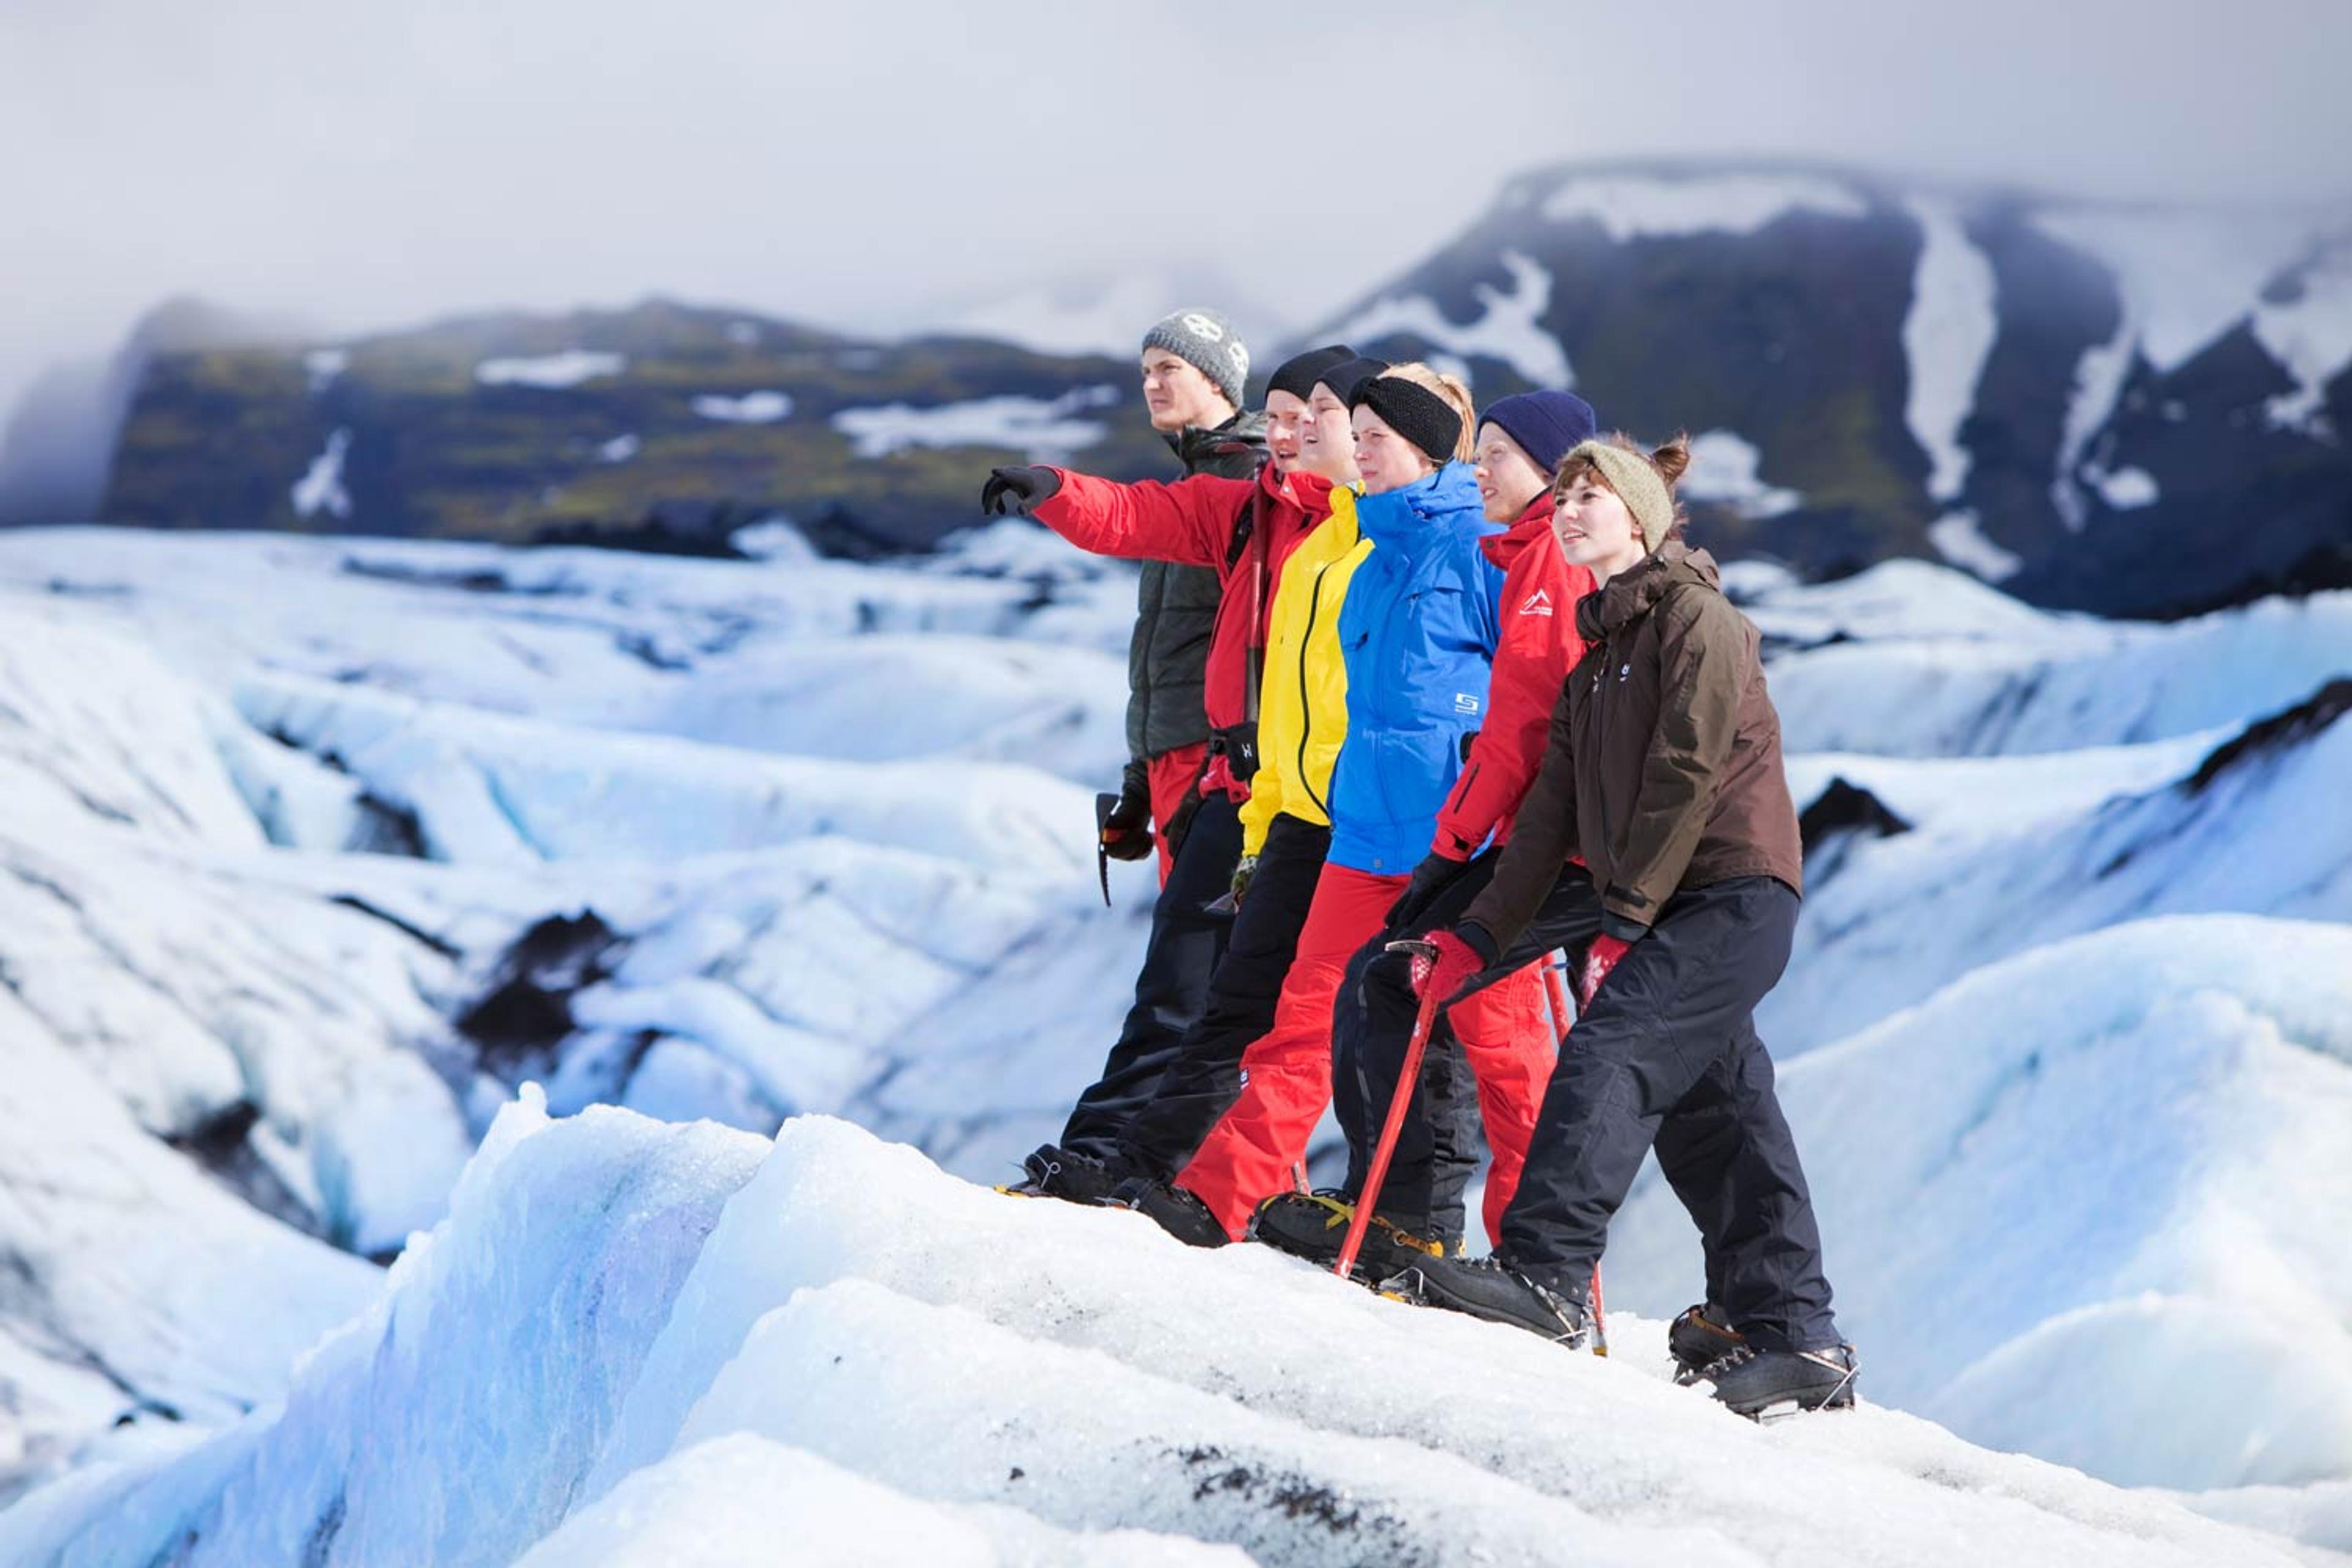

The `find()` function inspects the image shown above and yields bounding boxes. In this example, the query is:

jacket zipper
[1297,556,1335,818]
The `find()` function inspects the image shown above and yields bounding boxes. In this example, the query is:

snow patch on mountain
[1900,197,1999,503]
[473,350,627,390]
[1539,172,1869,239]
[2093,464,2160,509]
[2051,312,2138,531]
[3,1102,2307,1567]
[2252,235,2352,433]
[1927,511,2022,582]
[1613,915,2352,1495]
[302,349,348,393]
[831,386,1120,464]
[290,428,352,521]
[688,391,791,424]
[1682,430,1802,518]
[1322,251,1574,388]
[2032,207,2321,375]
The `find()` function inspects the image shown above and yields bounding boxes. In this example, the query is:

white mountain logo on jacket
[1520,589,1554,617]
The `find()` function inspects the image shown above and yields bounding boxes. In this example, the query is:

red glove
[1577,934,1630,1008]
[1410,929,1487,1006]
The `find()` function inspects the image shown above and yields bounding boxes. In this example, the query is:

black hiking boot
[1111,1177,1229,1248]
[1382,1254,1592,1347]
[997,1144,1133,1206]
[1668,1303,1746,1384]
[1697,1343,1859,1419]
[1249,1191,1446,1281]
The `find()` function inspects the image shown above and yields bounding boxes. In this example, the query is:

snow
[2032,206,2323,375]
[831,385,1120,464]
[2095,464,2161,509]
[290,427,352,520]
[2252,235,2352,432]
[1322,251,1574,388]
[1928,510,2022,581]
[723,320,760,347]
[303,349,349,392]
[2051,311,2138,530]
[2,522,2349,1549]
[595,433,639,463]
[1613,916,2352,1495]
[473,350,627,390]
[1,1103,2310,1566]
[1681,429,1803,518]
[1901,197,2000,503]
[687,390,791,424]
[1540,171,1870,239]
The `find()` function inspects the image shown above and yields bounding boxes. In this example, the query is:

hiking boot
[1697,1343,1859,1419]
[1382,1254,1591,1346]
[997,1144,1131,1206]
[1250,1191,1445,1281]
[1111,1177,1229,1248]
[1668,1303,1746,1384]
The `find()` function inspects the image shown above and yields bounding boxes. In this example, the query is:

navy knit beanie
[1314,355,1390,407]
[1267,344,1356,402]
[1479,390,1599,475]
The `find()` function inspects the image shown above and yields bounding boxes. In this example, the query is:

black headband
[1351,375,1464,465]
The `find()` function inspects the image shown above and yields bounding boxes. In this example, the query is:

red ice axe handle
[1542,957,1574,1048]
[1336,939,1441,1280]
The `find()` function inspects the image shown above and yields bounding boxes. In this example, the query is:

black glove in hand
[1100,761,1153,862]
[1385,850,1471,933]
[981,466,1063,517]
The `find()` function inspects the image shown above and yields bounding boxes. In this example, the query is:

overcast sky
[4,0,2350,422]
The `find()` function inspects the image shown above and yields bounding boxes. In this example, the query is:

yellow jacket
[1239,485,1372,857]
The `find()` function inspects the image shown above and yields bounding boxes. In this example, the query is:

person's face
[1139,349,1228,434]
[1262,390,1309,473]
[1472,424,1550,523]
[1351,405,1436,496]
[1297,383,1359,482]
[1551,470,1647,575]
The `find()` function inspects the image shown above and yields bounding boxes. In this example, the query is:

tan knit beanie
[1564,439,1676,552]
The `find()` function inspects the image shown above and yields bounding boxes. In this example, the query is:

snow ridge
[1322,251,1574,388]
[1899,197,1999,504]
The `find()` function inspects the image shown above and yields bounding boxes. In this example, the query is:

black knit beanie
[1351,374,1464,465]
[1314,355,1390,407]
[1267,344,1356,402]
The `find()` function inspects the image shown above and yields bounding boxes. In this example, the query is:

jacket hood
[1352,461,1489,546]
[1480,488,1555,573]
[1575,541,1722,641]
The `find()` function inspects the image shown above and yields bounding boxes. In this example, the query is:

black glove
[1385,850,1471,934]
[1163,782,1205,859]
[1100,760,1153,862]
[981,466,1062,517]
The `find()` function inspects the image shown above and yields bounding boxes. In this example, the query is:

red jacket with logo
[1033,463,1336,797]
[1430,491,1596,856]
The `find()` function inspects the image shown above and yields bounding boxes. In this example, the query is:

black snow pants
[1058,791,1243,1162]
[1117,812,1332,1181]
[1509,875,1836,1352]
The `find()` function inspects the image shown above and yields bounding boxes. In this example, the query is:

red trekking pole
[1335,940,1441,1281]
[1563,945,1610,1357]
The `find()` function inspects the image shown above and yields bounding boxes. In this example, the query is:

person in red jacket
[978,345,1362,1191]
[1254,390,1604,1272]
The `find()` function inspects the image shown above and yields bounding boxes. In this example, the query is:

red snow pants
[1176,861,1551,1241]
[1146,742,1209,884]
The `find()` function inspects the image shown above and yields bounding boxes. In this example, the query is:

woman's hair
[1376,361,1477,462]
[1553,431,1693,543]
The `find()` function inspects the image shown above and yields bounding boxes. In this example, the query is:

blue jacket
[1326,462,1507,873]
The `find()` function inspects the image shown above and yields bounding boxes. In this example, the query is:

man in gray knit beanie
[1140,307,1251,419]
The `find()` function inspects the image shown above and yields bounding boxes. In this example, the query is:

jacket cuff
[1599,910,1651,944]
[1455,921,1501,965]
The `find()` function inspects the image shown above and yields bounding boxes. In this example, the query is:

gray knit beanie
[1565,439,1677,552]
[1140,307,1251,410]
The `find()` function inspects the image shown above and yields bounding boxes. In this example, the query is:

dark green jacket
[1127,410,1267,760]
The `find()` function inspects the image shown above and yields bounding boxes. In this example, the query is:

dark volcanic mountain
[1313,160,2352,616]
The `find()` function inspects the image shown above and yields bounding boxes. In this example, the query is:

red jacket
[1431,491,1596,856]
[1035,463,1336,797]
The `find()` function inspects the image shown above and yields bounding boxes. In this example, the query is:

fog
[4,0,2347,508]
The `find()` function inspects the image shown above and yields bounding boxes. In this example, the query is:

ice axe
[1334,938,1441,1281]
[1091,791,1119,906]
[1561,944,1611,1357]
